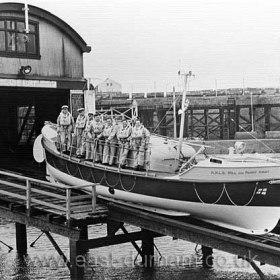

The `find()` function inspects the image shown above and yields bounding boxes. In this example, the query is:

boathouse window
[17,106,36,145]
[0,18,39,59]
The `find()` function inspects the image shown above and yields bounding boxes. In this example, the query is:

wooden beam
[44,231,70,269]
[78,230,161,251]
[0,207,80,240]
[108,203,280,268]
[15,222,27,255]
[141,229,154,268]
[70,239,85,280]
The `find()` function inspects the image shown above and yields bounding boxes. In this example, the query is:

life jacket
[102,124,113,138]
[75,115,87,129]
[131,125,144,139]
[85,119,94,132]
[118,125,131,139]
[93,122,104,134]
[59,112,72,126]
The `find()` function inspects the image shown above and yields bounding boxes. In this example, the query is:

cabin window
[0,17,40,59]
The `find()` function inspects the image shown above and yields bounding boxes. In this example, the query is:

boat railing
[57,136,152,174]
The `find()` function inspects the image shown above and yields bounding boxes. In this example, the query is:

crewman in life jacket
[84,112,95,160]
[130,119,150,170]
[57,105,74,154]
[117,119,132,168]
[74,108,87,158]
[98,117,118,165]
[90,114,104,162]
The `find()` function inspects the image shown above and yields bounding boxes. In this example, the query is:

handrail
[0,170,93,190]
[178,146,205,174]
[0,170,98,225]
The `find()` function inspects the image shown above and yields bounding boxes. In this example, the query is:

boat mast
[250,92,254,131]
[177,70,194,159]
[173,86,177,138]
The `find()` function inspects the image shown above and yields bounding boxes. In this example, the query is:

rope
[153,93,182,133]
[193,183,225,204]
[230,118,276,153]
[119,174,137,192]
[65,161,79,178]
[224,183,258,206]
[104,171,120,188]
[77,166,84,180]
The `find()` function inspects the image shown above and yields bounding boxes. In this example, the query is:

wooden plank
[78,231,161,250]
[0,189,26,201]
[70,205,93,212]
[69,201,92,207]
[0,170,78,190]
[0,179,26,191]
[31,188,66,200]
[31,198,66,212]
[0,207,80,239]
[71,194,92,202]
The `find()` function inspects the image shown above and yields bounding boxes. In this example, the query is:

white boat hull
[46,163,280,235]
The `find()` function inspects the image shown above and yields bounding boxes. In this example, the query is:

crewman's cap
[61,105,68,109]
[88,112,94,116]
[77,107,85,112]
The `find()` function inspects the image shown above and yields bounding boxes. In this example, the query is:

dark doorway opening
[0,87,69,177]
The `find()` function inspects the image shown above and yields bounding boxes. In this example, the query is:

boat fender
[210,158,222,164]
[109,187,115,195]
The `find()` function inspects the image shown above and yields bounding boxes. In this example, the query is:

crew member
[74,108,87,158]
[84,112,95,160]
[91,114,104,162]
[57,105,74,154]
[130,119,150,170]
[117,119,132,168]
[98,118,118,165]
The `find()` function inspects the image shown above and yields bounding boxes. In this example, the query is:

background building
[97,78,122,94]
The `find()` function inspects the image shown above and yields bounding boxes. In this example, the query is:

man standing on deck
[84,112,95,160]
[98,117,118,165]
[130,119,150,170]
[57,105,74,154]
[74,108,87,158]
[90,114,104,162]
[117,119,132,168]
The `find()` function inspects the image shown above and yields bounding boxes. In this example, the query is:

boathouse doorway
[0,88,69,160]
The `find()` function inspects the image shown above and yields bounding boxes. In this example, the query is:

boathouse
[0,2,90,156]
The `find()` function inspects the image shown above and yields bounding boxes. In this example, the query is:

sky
[3,0,280,92]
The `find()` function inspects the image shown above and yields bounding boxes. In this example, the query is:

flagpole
[24,1,29,33]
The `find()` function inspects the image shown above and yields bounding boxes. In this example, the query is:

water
[0,221,279,280]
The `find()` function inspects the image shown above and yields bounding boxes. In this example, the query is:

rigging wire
[152,92,182,133]
[231,118,277,153]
